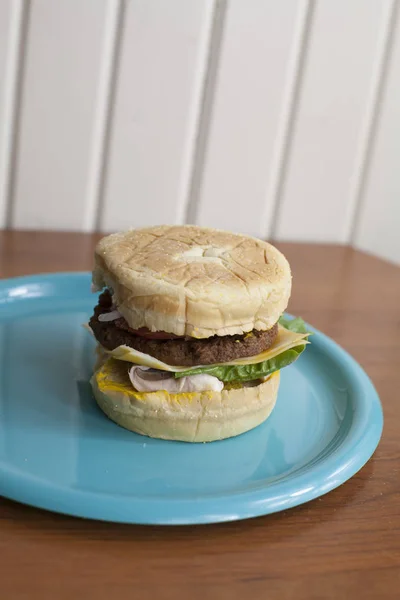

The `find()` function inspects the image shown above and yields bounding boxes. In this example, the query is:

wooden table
[0,231,399,600]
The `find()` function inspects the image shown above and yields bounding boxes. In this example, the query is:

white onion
[128,366,223,393]
[98,310,122,322]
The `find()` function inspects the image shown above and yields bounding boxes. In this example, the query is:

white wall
[0,0,399,264]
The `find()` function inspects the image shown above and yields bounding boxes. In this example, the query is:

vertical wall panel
[0,0,398,254]
[274,0,389,243]
[353,8,400,265]
[100,0,215,232]
[11,0,111,230]
[195,0,303,237]
[0,0,25,227]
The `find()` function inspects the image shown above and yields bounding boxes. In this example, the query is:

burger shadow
[1,347,84,433]
[0,314,96,433]
[0,331,101,487]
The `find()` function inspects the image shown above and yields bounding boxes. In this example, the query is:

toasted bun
[92,225,291,338]
[91,358,280,442]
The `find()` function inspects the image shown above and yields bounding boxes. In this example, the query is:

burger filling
[90,290,279,367]
[89,290,310,394]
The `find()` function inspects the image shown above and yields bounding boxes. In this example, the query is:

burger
[88,225,310,442]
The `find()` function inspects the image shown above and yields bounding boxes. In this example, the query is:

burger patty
[89,291,278,367]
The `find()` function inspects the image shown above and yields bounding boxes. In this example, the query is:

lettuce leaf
[278,315,308,334]
[174,315,309,383]
[174,345,306,382]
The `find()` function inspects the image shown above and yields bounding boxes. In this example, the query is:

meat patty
[89,290,278,367]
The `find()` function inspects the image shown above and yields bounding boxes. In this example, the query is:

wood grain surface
[0,231,399,600]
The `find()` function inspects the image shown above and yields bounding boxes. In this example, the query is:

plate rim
[0,272,384,524]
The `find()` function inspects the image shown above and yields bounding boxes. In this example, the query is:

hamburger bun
[92,225,291,338]
[91,358,280,442]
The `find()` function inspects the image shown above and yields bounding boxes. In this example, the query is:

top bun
[92,225,291,338]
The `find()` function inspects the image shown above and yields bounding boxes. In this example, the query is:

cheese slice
[105,325,310,372]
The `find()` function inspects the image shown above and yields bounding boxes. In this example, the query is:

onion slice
[128,365,223,393]
[98,310,122,322]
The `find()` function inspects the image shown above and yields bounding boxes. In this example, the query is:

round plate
[0,273,383,524]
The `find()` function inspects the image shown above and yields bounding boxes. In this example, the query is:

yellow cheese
[95,357,277,401]
[105,325,309,372]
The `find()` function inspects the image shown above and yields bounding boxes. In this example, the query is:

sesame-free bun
[91,358,280,442]
[92,225,291,338]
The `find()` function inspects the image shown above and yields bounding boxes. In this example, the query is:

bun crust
[91,359,280,442]
[93,225,291,338]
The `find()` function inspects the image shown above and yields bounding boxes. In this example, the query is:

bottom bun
[91,358,280,442]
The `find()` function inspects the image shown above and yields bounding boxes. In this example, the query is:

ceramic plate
[0,273,383,524]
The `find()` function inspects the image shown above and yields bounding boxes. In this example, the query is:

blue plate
[0,273,383,524]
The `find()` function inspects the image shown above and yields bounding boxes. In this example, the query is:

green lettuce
[278,315,308,334]
[174,315,309,383]
[174,345,306,383]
